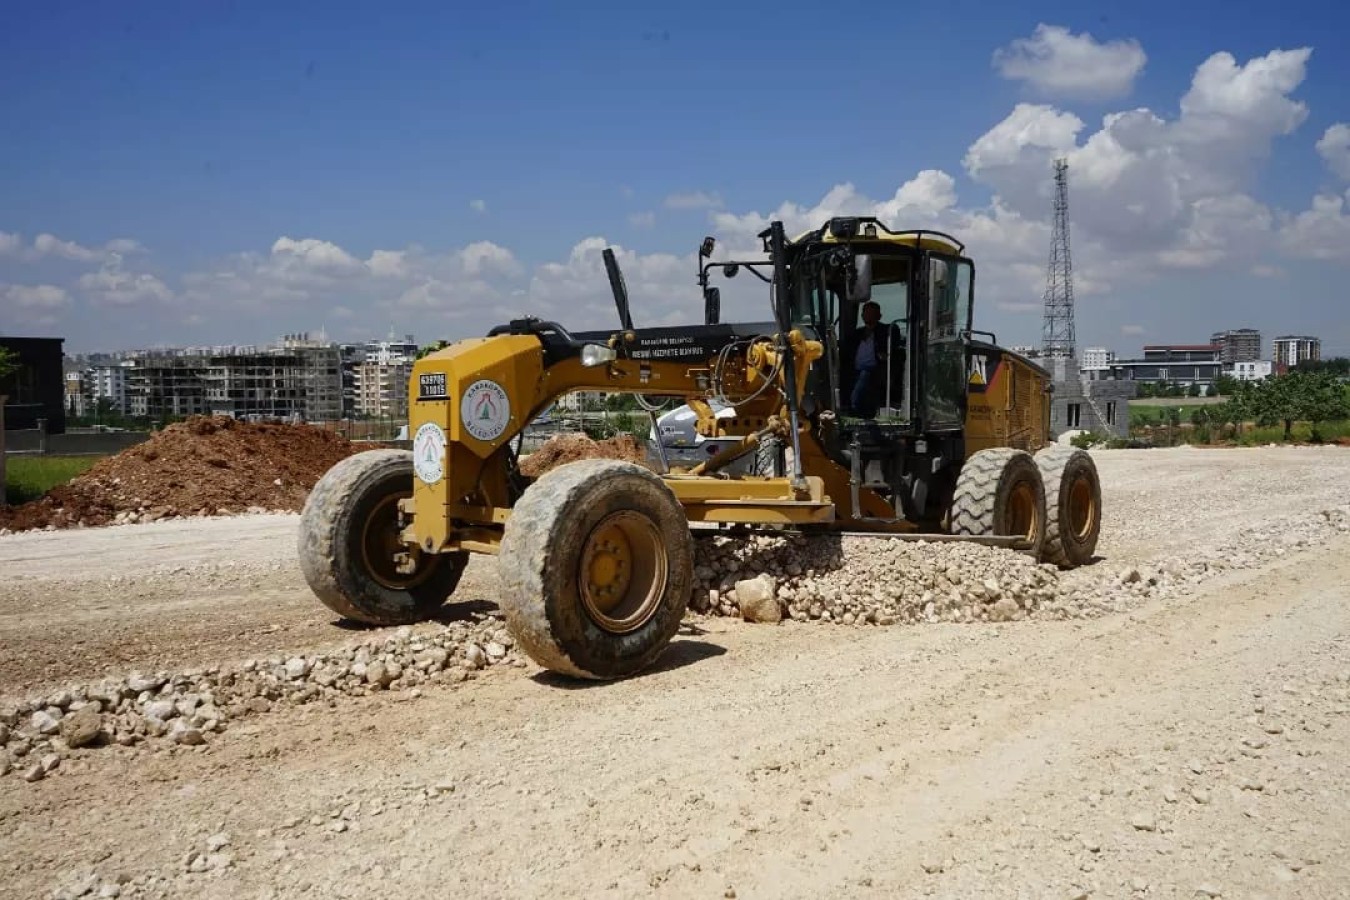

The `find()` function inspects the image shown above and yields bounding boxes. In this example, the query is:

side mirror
[848,254,873,302]
[704,286,721,325]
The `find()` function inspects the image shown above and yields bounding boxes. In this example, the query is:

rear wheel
[1034,445,1101,567]
[497,458,693,679]
[299,449,468,625]
[949,448,1046,557]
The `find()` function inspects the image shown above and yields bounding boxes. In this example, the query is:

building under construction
[126,336,344,423]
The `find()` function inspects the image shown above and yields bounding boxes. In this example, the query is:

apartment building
[1080,347,1114,371]
[87,362,133,414]
[351,337,418,419]
[1210,328,1261,364]
[1272,335,1321,369]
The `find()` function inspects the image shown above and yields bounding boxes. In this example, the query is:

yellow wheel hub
[1007,482,1040,541]
[1068,473,1096,540]
[578,511,667,634]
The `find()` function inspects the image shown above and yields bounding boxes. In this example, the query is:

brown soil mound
[1,416,372,532]
[519,432,651,478]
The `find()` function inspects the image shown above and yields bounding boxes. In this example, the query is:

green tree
[1213,373,1238,397]
[0,346,19,382]
[1302,371,1350,441]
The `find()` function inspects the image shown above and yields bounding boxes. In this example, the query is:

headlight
[580,343,617,367]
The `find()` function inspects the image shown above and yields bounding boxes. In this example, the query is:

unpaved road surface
[3,446,1350,898]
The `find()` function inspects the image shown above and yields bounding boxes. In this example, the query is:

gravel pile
[691,503,1350,626]
[0,612,520,783]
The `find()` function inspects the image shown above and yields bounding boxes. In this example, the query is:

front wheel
[497,458,693,679]
[298,449,468,625]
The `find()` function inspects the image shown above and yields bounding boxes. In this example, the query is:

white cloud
[0,231,143,264]
[469,199,487,213]
[1,283,71,328]
[1316,123,1350,180]
[1121,324,1145,336]
[366,249,408,278]
[1251,264,1284,277]
[270,236,362,273]
[459,241,521,278]
[2,283,71,309]
[629,211,656,228]
[77,254,174,307]
[993,24,1147,100]
[1278,189,1350,262]
[664,191,724,210]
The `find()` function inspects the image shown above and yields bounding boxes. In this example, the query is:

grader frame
[299,217,1102,680]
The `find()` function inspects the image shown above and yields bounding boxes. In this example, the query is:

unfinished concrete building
[1044,355,1135,440]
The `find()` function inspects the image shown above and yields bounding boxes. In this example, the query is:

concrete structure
[1229,360,1273,382]
[1044,355,1135,439]
[1210,328,1261,364]
[64,372,87,418]
[354,358,413,418]
[129,356,209,419]
[0,335,68,433]
[1106,344,1223,390]
[1272,335,1321,369]
[1080,347,1114,371]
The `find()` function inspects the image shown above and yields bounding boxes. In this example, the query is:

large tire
[949,448,1047,558]
[1034,445,1102,568]
[299,449,468,625]
[497,458,694,680]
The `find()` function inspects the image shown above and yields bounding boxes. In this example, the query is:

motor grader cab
[299,216,1102,681]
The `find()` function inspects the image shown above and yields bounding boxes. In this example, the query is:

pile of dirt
[519,432,651,478]
[0,416,370,533]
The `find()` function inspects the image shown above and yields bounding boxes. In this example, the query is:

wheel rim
[1006,480,1040,541]
[360,493,438,591]
[1067,473,1096,541]
[578,511,668,634]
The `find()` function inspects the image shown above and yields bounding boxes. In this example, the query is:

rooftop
[1142,344,1222,352]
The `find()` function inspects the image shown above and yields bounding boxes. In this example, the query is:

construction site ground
[3,445,1350,899]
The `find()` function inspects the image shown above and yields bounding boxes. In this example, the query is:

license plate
[419,373,447,399]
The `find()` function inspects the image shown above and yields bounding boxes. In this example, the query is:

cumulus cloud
[993,24,1147,100]
[0,231,143,263]
[77,254,174,307]
[1278,189,1350,262]
[1317,123,1350,180]
[1,283,71,328]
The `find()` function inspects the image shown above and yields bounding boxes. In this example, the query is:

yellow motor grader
[299,217,1101,679]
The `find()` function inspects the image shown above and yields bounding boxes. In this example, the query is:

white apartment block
[87,361,133,414]
[354,359,413,418]
[1080,347,1115,370]
[1271,335,1320,369]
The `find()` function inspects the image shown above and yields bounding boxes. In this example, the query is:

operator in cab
[846,300,903,419]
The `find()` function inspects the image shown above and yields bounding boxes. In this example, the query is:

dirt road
[3,446,1350,898]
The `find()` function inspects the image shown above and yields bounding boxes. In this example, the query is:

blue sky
[3,0,1350,357]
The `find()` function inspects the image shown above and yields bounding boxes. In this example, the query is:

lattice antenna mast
[1041,158,1076,358]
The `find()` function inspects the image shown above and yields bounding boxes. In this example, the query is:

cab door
[922,255,972,431]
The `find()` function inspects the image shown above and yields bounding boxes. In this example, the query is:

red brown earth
[0,416,371,532]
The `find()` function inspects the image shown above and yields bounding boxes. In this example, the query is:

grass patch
[4,455,103,505]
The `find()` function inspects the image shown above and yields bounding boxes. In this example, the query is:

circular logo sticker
[461,379,511,442]
[412,422,446,484]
